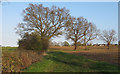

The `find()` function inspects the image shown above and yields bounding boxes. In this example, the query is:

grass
[2,47,17,52]
[24,51,119,72]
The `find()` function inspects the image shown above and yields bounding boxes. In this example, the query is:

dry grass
[2,50,44,72]
[49,46,119,66]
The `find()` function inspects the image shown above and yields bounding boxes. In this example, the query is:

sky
[1,2,118,46]
[119,2,120,42]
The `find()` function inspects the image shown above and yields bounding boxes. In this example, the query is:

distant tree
[49,40,54,46]
[81,23,99,49]
[100,29,117,49]
[77,42,82,46]
[52,41,60,46]
[63,41,70,46]
[88,42,93,46]
[57,42,63,46]
[15,4,70,50]
[65,17,90,50]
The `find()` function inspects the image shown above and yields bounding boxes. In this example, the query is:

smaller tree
[52,41,60,46]
[63,41,70,46]
[82,23,99,49]
[65,17,88,50]
[100,29,117,49]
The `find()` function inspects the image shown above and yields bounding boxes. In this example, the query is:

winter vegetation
[2,3,119,72]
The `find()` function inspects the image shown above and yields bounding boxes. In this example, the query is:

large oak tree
[16,4,70,40]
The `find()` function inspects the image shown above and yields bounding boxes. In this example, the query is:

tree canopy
[65,16,98,50]
[100,29,117,49]
[16,4,70,40]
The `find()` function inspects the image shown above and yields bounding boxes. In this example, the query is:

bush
[63,41,70,46]
[18,32,49,50]
[41,38,49,50]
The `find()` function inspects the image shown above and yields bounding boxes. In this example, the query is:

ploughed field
[49,46,119,66]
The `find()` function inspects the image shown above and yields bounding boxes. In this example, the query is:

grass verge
[24,51,119,72]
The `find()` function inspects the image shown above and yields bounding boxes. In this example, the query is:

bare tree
[81,23,99,49]
[65,17,89,50]
[15,4,70,40]
[100,29,117,49]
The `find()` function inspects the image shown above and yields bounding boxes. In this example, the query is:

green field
[24,51,119,72]
[2,47,17,52]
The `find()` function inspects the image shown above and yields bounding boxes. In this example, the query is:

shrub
[18,32,49,50]
[63,41,70,46]
[41,38,49,50]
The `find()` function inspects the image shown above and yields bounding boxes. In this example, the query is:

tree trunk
[84,36,87,50]
[107,43,110,50]
[108,45,109,50]
[74,45,77,50]
[85,44,87,50]
[74,42,77,50]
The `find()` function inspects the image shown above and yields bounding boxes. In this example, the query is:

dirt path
[64,49,119,66]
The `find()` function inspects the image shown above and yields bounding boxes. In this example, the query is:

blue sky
[2,2,118,46]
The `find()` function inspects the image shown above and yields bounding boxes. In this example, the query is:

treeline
[49,41,91,46]
[15,4,117,50]
[50,41,118,47]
